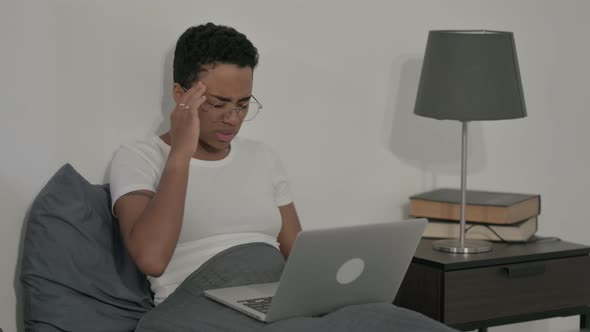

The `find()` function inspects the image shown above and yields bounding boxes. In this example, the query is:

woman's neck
[159,132,230,161]
[195,139,230,161]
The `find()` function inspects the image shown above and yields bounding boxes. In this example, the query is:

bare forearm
[128,153,190,273]
[278,203,302,258]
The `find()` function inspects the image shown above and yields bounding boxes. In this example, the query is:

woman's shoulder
[112,136,168,169]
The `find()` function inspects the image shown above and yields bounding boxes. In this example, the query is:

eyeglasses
[182,87,263,122]
[202,95,263,122]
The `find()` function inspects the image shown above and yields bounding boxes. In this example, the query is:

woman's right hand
[169,82,207,160]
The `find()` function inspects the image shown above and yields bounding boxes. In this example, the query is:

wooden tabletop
[413,237,590,271]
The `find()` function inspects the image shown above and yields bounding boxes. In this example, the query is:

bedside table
[394,238,590,331]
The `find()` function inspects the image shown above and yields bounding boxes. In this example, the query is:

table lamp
[413,30,527,254]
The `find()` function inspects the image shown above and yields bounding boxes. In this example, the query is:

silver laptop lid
[265,218,426,322]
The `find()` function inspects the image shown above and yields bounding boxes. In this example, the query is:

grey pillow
[21,163,154,331]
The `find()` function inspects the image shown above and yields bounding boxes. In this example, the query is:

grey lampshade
[414,30,527,121]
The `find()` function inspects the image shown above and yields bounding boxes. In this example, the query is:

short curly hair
[173,23,259,89]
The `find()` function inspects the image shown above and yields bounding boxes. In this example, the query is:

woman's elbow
[134,254,168,277]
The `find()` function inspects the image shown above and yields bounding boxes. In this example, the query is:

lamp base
[432,239,493,254]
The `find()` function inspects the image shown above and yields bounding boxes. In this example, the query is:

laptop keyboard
[237,296,273,314]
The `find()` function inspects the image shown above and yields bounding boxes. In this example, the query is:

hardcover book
[422,216,538,242]
[409,188,540,224]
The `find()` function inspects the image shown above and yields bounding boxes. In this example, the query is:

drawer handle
[503,264,546,278]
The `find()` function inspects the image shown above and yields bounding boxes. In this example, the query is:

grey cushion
[21,163,154,331]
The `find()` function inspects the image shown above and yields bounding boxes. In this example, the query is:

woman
[109,23,302,305]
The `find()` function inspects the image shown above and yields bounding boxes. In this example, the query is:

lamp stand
[432,122,493,254]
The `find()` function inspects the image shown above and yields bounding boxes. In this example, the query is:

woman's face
[186,63,254,153]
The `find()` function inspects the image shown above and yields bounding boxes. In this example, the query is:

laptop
[204,218,427,322]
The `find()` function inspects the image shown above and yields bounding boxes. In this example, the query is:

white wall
[1,1,589,331]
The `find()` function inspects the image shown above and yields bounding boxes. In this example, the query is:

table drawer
[444,255,590,325]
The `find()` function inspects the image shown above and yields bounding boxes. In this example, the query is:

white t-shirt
[108,136,293,304]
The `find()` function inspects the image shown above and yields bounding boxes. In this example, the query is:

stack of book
[409,188,541,242]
